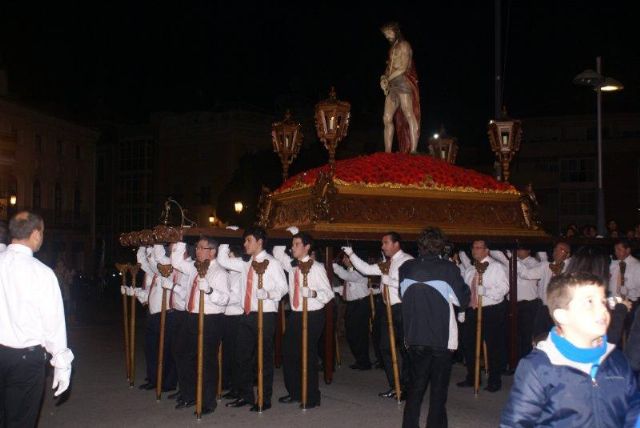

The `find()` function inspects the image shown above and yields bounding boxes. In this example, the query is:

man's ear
[552,308,568,326]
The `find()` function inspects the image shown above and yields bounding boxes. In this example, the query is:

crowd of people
[563,219,640,240]
[2,210,640,427]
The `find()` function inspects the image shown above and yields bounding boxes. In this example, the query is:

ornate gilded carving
[311,171,337,223]
[257,186,273,228]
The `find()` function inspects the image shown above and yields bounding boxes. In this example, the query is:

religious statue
[380,22,421,154]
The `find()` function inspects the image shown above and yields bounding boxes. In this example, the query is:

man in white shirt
[457,239,509,392]
[170,237,229,415]
[333,252,373,370]
[273,232,333,408]
[218,227,288,412]
[0,211,73,427]
[490,246,543,359]
[343,231,414,399]
[610,239,640,304]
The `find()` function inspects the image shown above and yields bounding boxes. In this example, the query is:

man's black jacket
[399,255,470,350]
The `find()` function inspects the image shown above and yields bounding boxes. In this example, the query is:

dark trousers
[402,346,452,428]
[283,309,325,404]
[380,303,409,389]
[222,314,241,391]
[517,299,541,360]
[317,299,336,369]
[0,345,46,428]
[460,300,507,387]
[176,313,223,409]
[236,312,276,404]
[345,297,372,367]
[143,311,178,389]
[372,294,384,364]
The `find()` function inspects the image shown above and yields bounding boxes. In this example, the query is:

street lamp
[487,107,522,183]
[272,110,303,182]
[9,195,16,206]
[574,56,623,236]
[234,201,244,214]
[314,87,351,174]
[428,126,458,164]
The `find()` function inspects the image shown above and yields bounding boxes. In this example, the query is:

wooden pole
[368,279,375,335]
[129,263,140,388]
[335,330,341,368]
[115,264,131,382]
[299,260,313,410]
[157,288,168,400]
[196,289,204,418]
[252,260,269,413]
[384,285,402,404]
[473,261,488,396]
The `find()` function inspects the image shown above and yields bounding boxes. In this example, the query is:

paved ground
[39,305,511,427]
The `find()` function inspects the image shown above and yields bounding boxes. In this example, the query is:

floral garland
[274,152,517,195]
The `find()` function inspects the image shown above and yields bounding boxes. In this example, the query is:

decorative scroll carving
[311,171,337,223]
[257,186,273,228]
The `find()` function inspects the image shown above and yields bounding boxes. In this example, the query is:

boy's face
[291,237,310,260]
[555,285,610,346]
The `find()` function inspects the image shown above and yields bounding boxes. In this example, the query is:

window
[32,180,41,209]
[560,158,596,183]
[560,190,595,216]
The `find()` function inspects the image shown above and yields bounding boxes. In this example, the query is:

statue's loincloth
[388,75,413,98]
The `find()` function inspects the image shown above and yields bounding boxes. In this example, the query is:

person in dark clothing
[625,305,640,372]
[399,227,470,428]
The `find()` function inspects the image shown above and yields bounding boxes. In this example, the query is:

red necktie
[187,275,198,312]
[293,268,300,309]
[342,281,348,301]
[244,265,254,314]
[148,274,157,295]
[470,273,479,309]
[169,272,177,309]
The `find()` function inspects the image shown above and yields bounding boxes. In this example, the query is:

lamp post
[272,110,303,182]
[234,201,244,214]
[428,126,458,164]
[314,87,351,174]
[488,107,522,183]
[574,56,623,236]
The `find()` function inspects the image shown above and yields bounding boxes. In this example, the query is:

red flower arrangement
[275,152,516,194]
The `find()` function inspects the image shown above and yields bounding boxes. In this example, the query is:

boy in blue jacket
[501,272,640,427]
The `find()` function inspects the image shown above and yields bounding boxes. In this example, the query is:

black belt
[0,344,44,353]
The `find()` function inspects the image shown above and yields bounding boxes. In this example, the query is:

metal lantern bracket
[160,197,197,228]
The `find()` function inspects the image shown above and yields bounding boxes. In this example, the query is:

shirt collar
[299,255,311,263]
[391,250,404,261]
[253,250,267,262]
[8,243,33,256]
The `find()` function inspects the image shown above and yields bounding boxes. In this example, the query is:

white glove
[505,250,512,258]
[52,366,71,397]
[301,287,315,298]
[226,225,239,230]
[198,278,210,293]
[457,312,466,323]
[620,286,628,296]
[120,285,127,295]
[537,251,548,262]
[286,226,299,235]
[255,289,269,300]
[477,285,486,296]
[209,290,230,306]
[161,279,174,290]
[125,286,135,296]
[135,288,148,304]
[341,246,354,256]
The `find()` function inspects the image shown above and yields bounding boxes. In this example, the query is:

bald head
[9,211,44,252]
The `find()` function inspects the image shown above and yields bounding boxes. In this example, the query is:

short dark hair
[417,227,446,256]
[243,226,267,246]
[0,221,7,244]
[9,211,44,241]
[614,238,631,250]
[383,231,402,244]
[228,245,243,257]
[293,232,313,248]
[199,235,219,252]
[547,272,605,324]
[472,239,490,249]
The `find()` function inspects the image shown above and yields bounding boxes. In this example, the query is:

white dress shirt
[225,270,244,316]
[171,242,229,315]
[0,244,73,368]
[489,251,541,302]
[463,256,509,307]
[217,244,288,313]
[348,249,414,306]
[610,255,640,301]
[517,256,570,305]
[332,263,370,301]
[272,247,333,311]
[0,243,6,253]
[137,246,163,314]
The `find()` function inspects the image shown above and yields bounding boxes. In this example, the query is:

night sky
[1,1,637,146]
